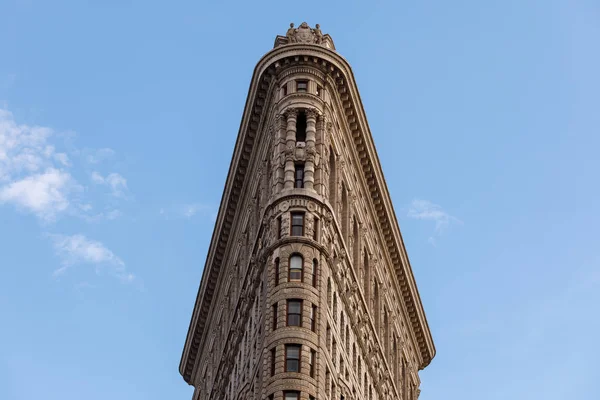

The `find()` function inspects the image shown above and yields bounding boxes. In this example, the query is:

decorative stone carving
[287,22,319,44]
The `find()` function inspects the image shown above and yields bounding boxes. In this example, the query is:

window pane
[288,314,301,326]
[292,214,303,226]
[289,270,302,281]
[297,81,308,92]
[287,360,299,372]
[287,346,300,358]
[285,392,299,400]
[290,255,302,269]
[288,301,302,313]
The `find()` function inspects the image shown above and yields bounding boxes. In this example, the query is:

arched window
[328,149,336,206]
[289,254,303,282]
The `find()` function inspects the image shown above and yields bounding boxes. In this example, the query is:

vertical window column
[274,113,286,193]
[283,108,298,189]
[303,108,318,191]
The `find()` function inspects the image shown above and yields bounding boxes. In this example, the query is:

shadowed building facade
[179,22,436,400]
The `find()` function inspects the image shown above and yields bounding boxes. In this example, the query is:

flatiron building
[180,22,436,400]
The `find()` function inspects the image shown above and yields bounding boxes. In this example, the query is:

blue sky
[1,1,599,399]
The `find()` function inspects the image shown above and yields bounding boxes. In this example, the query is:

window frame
[288,254,304,282]
[294,164,305,188]
[285,344,302,373]
[286,299,303,327]
[290,212,304,236]
[296,80,308,93]
[284,391,300,400]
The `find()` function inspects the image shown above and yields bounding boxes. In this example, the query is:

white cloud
[91,171,128,198]
[48,233,134,283]
[0,168,75,220]
[0,108,81,220]
[0,108,54,181]
[0,107,130,223]
[407,199,462,244]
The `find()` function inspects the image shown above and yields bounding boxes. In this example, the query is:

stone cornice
[180,42,435,384]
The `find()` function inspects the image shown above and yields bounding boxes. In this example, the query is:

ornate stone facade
[180,23,435,400]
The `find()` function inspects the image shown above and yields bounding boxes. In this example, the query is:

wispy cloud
[160,202,216,220]
[0,109,80,220]
[0,107,128,221]
[407,199,462,244]
[47,233,134,283]
[85,147,115,164]
[91,171,128,198]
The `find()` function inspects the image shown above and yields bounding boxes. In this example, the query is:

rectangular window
[309,349,316,377]
[296,80,308,93]
[282,84,288,96]
[291,212,304,236]
[285,344,301,372]
[313,217,319,241]
[272,303,278,331]
[275,258,280,286]
[296,112,307,142]
[287,299,303,326]
[271,348,276,376]
[294,164,304,188]
[316,85,322,97]
[312,259,318,287]
[284,392,300,400]
[310,304,317,331]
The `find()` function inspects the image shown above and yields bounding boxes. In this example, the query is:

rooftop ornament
[274,22,335,50]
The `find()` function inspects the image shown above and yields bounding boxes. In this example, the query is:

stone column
[304,108,318,191]
[314,113,325,195]
[283,108,297,189]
